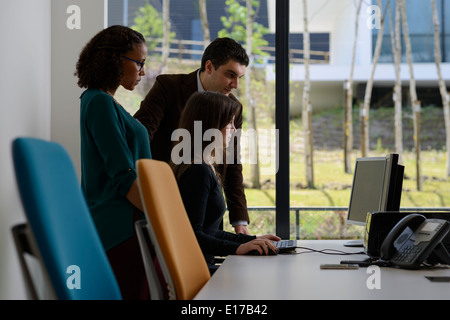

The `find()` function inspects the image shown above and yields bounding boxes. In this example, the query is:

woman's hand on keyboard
[236,238,279,255]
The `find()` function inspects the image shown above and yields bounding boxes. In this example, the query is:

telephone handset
[380,213,450,269]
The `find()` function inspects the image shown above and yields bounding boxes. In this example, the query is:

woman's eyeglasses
[122,56,145,71]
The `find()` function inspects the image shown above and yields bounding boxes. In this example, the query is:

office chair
[136,159,211,300]
[135,219,166,300]
[11,137,122,300]
[11,223,41,299]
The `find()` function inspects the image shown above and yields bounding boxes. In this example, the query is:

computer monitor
[346,153,404,227]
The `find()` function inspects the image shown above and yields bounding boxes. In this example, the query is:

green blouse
[80,89,151,251]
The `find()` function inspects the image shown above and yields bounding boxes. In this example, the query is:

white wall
[0,0,106,299]
[331,1,371,66]
[51,0,106,179]
[0,0,51,299]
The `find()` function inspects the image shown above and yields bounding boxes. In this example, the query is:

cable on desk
[284,246,366,256]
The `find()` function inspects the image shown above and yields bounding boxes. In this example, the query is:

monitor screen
[347,157,387,226]
[347,154,402,226]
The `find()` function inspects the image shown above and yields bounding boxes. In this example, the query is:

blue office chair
[11,137,122,300]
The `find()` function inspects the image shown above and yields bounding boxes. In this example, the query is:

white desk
[195,240,450,300]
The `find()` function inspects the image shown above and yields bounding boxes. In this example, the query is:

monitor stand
[343,239,364,247]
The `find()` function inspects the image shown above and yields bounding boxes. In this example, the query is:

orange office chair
[136,159,210,300]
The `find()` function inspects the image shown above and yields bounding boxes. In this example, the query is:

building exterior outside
[108,0,449,113]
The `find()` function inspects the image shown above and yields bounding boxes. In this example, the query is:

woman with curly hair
[75,25,151,299]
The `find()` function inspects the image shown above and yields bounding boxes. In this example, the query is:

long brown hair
[171,91,240,183]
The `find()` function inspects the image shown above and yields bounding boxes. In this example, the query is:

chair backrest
[12,137,122,300]
[136,159,210,300]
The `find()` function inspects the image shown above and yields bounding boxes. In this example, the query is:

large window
[375,0,449,63]
[108,0,285,235]
[107,0,450,241]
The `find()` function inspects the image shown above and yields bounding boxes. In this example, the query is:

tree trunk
[302,0,314,188]
[400,0,422,190]
[361,0,384,157]
[161,0,170,73]
[344,0,362,173]
[246,0,260,188]
[431,0,450,176]
[199,0,210,47]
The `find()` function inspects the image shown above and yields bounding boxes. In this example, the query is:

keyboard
[274,240,296,252]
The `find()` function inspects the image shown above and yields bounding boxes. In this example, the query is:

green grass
[222,150,450,239]
[243,150,450,207]
[226,106,450,239]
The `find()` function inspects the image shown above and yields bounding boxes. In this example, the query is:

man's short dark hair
[200,37,249,72]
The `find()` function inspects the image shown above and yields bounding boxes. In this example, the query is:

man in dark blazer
[134,37,251,234]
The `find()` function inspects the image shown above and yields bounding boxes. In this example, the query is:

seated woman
[171,91,280,272]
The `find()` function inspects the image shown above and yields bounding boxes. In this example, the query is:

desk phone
[380,214,450,269]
